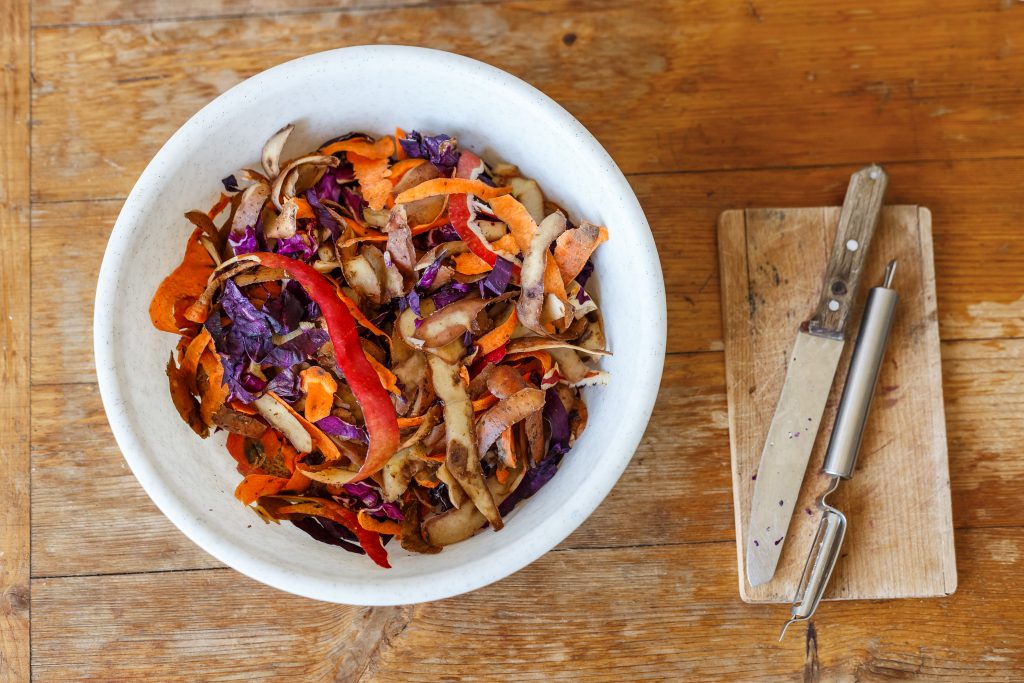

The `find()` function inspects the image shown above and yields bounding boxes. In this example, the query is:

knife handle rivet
[846,239,859,251]
[828,299,840,311]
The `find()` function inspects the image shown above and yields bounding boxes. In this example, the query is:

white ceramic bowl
[95,46,665,605]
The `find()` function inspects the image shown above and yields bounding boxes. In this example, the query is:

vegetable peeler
[780,259,899,640]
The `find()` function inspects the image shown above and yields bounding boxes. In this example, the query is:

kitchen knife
[745,165,888,587]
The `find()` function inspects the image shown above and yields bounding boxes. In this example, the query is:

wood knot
[562,33,577,46]
[3,584,30,614]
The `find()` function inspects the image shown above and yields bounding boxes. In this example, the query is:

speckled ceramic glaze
[94,46,666,605]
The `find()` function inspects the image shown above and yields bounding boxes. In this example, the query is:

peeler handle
[822,261,899,479]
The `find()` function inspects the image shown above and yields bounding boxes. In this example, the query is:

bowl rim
[94,45,666,605]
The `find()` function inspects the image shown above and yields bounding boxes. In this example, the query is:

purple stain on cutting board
[774,536,784,546]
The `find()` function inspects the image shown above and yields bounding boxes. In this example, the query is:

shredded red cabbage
[432,282,472,309]
[228,225,259,256]
[213,351,258,403]
[340,186,366,220]
[310,165,351,205]
[543,388,571,457]
[399,288,421,317]
[315,415,369,443]
[498,455,560,516]
[305,188,342,239]
[265,367,300,402]
[220,279,281,344]
[482,257,514,297]
[497,390,572,515]
[282,279,320,322]
[208,280,327,402]
[337,482,403,521]
[291,517,365,555]
[417,258,444,290]
[399,131,460,173]
[424,223,460,248]
[275,231,317,262]
[341,481,380,506]
[261,327,330,368]
[264,286,305,333]
[239,372,267,394]
[370,501,404,522]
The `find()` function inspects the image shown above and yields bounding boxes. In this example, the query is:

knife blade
[745,164,888,587]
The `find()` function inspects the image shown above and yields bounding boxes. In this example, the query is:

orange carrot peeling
[395,178,510,204]
[299,366,338,423]
[320,136,395,160]
[350,153,392,211]
[476,308,518,356]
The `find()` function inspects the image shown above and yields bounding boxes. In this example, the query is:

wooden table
[3,1,1023,679]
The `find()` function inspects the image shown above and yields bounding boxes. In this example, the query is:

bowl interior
[95,46,665,604]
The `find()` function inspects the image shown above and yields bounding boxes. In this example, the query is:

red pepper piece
[469,344,508,378]
[316,500,391,568]
[450,194,522,279]
[244,252,400,481]
[449,193,498,266]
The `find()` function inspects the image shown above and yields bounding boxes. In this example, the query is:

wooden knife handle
[808,165,889,338]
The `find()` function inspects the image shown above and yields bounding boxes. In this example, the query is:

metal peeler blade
[779,478,847,641]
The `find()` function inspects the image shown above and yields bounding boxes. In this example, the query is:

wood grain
[29,158,1024,387]
[0,0,31,679]
[943,338,1024,531]
[29,199,115,386]
[31,568,377,682]
[30,383,223,577]
[32,0,495,28]
[29,528,1024,681]
[30,0,1024,203]
[722,206,956,603]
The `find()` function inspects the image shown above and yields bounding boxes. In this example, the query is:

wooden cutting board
[719,205,957,604]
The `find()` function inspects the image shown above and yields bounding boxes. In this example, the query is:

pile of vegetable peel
[150,124,610,568]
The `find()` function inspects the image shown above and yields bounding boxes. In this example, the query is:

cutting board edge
[717,209,754,603]
[914,206,959,597]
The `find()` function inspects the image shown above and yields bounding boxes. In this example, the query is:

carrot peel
[299,366,338,423]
